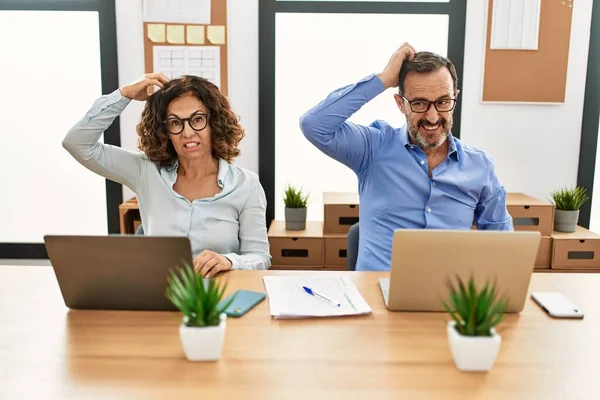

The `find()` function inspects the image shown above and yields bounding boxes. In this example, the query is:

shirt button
[427,208,432,213]
[420,160,425,165]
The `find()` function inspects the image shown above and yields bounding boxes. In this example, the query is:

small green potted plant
[283,184,309,230]
[442,275,507,372]
[165,262,235,362]
[550,186,589,232]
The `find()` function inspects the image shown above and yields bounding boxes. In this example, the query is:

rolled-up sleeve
[475,167,514,231]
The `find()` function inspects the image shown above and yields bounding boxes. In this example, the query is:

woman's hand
[193,250,233,278]
[119,72,169,101]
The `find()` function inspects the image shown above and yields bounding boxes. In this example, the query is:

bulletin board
[142,0,228,96]
[482,0,573,103]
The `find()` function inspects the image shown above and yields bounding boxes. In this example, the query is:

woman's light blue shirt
[63,90,271,270]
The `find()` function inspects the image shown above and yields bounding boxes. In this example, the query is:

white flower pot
[447,321,501,372]
[179,313,227,362]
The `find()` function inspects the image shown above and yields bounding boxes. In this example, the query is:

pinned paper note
[147,23,166,43]
[207,25,225,45]
[153,45,221,87]
[186,26,205,44]
[166,25,185,44]
[490,0,541,50]
[143,0,211,25]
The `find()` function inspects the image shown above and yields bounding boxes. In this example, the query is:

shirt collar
[217,158,229,188]
[447,133,460,162]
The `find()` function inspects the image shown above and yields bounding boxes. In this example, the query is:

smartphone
[531,292,584,319]
[220,290,266,318]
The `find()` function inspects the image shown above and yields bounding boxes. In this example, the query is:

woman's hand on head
[193,250,233,278]
[119,73,169,101]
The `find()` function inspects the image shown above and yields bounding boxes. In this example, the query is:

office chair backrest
[346,222,359,271]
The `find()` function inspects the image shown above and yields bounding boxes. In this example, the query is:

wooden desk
[1,267,599,399]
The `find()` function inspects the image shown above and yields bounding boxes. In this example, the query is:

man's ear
[394,94,406,114]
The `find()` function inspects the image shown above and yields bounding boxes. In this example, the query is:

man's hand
[377,42,416,89]
[193,250,233,278]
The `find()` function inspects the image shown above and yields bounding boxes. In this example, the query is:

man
[299,42,513,272]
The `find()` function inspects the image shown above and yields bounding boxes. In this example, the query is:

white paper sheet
[262,275,372,319]
[153,45,221,88]
[490,0,541,50]
[143,0,211,25]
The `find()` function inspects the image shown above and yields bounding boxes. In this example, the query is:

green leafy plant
[442,275,507,337]
[165,262,234,327]
[283,184,309,208]
[550,186,590,211]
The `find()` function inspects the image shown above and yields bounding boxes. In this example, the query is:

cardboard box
[506,193,555,235]
[324,192,359,234]
[268,221,323,266]
[551,226,600,270]
[324,235,348,267]
[118,197,141,234]
[535,236,552,269]
[133,219,142,234]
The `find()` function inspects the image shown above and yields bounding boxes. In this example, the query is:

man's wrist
[376,73,395,90]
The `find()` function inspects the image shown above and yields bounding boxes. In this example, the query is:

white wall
[461,0,593,205]
[0,11,109,243]
[115,0,258,201]
[591,114,600,233]
[114,0,594,225]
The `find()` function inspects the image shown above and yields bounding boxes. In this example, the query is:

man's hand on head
[377,42,416,90]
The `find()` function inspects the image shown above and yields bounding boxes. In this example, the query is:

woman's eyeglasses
[163,112,210,135]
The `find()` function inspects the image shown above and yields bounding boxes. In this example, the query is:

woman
[63,73,271,277]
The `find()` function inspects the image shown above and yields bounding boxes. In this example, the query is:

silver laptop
[44,235,193,311]
[379,229,541,313]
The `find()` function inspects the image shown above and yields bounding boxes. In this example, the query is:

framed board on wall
[142,0,228,96]
[482,0,574,103]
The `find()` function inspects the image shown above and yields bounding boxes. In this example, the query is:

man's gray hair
[398,51,458,96]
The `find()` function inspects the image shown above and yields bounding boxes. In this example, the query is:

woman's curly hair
[136,75,244,167]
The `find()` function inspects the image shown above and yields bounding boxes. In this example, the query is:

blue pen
[302,286,341,307]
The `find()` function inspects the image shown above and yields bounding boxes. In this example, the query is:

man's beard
[407,116,452,151]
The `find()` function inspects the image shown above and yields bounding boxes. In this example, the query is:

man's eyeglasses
[401,96,457,113]
[163,112,210,135]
